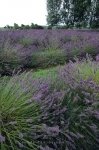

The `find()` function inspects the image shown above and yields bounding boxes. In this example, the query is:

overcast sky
[0,0,47,27]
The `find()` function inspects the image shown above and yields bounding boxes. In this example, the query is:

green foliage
[0,74,40,150]
[4,25,13,29]
[26,58,99,84]
[90,0,99,28]
[0,43,20,75]
[75,59,99,83]
[21,24,25,29]
[47,0,62,26]
[19,38,33,47]
[0,58,99,149]
[4,23,44,30]
[31,49,66,68]
[25,25,30,29]
[47,0,99,28]
[84,45,94,54]
[14,23,19,29]
[33,66,58,80]
[31,23,44,29]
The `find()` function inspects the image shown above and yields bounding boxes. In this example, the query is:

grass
[33,66,58,79]
[32,59,99,84]
[2,58,99,84]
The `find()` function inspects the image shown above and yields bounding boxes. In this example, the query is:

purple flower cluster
[0,29,99,52]
[0,30,99,149]
[1,68,99,149]
[11,68,98,150]
[0,30,99,73]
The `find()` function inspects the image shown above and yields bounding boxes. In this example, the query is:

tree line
[47,0,99,28]
[4,23,44,29]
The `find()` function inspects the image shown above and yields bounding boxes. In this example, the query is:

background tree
[47,0,99,28]
[21,24,25,29]
[94,0,99,28]
[14,23,19,29]
[72,0,91,27]
[61,0,93,28]
[47,0,62,26]
[60,0,72,27]
[90,0,99,28]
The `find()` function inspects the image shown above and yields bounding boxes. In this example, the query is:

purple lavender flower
[96,54,99,61]
[0,134,5,143]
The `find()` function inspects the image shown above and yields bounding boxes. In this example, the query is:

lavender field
[0,29,99,75]
[0,30,99,150]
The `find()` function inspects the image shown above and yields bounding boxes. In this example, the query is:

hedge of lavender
[0,29,99,75]
[0,59,99,149]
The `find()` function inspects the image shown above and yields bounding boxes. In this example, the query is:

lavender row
[0,30,99,70]
[1,60,99,149]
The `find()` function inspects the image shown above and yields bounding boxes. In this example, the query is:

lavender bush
[0,74,42,149]
[0,63,99,149]
[32,60,99,149]
[59,56,99,84]
[0,29,99,149]
[0,30,99,75]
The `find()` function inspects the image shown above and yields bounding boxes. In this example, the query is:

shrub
[75,59,99,83]
[0,30,99,72]
[0,74,41,150]
[30,49,66,68]
[30,68,99,149]
[19,38,33,47]
[59,57,99,84]
[0,67,99,149]
[84,45,94,54]
[0,41,21,76]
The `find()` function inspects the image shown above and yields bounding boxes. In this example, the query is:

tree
[25,25,30,29]
[47,0,62,26]
[14,23,19,29]
[47,0,99,28]
[61,0,99,28]
[67,0,93,28]
[90,0,99,28]
[60,0,72,27]
[31,23,35,29]
[4,25,13,29]
[21,24,25,29]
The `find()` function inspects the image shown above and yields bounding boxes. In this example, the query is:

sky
[0,0,47,27]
